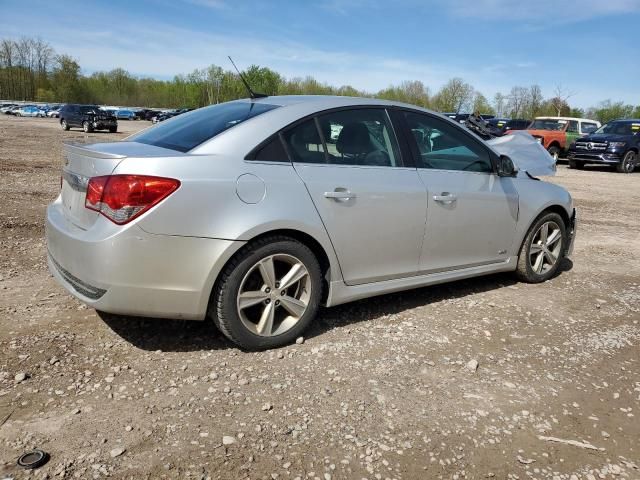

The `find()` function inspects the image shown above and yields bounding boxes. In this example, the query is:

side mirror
[497,155,518,177]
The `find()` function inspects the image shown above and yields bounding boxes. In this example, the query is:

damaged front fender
[488,131,557,177]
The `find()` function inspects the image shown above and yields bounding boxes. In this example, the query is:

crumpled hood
[487,130,556,177]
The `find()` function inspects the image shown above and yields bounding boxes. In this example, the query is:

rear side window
[130,101,279,152]
[581,122,598,134]
[252,135,289,162]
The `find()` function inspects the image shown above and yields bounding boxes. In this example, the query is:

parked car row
[1,103,64,117]
[514,117,601,161]
[152,108,193,123]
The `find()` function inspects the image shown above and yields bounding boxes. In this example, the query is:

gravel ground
[0,115,639,480]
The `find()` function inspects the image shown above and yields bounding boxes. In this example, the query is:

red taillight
[85,175,180,225]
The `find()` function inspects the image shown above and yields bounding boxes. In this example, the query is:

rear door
[286,108,427,285]
[400,110,518,273]
[68,105,80,126]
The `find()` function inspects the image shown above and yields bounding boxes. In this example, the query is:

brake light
[85,175,180,224]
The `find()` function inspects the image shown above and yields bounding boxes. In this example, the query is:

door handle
[324,190,356,200]
[433,192,457,203]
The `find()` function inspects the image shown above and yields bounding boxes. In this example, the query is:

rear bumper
[46,201,244,320]
[567,151,622,164]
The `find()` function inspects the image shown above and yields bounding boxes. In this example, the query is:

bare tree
[551,84,576,116]
[526,85,544,119]
[506,86,530,118]
[493,92,506,117]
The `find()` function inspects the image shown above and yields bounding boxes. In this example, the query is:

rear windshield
[129,101,280,152]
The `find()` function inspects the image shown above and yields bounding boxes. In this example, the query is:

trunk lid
[60,141,181,230]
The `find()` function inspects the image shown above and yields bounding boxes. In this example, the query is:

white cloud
[443,0,640,23]
[183,0,226,9]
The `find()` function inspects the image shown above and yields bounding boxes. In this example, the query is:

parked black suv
[59,104,118,133]
[486,118,531,136]
[567,119,640,173]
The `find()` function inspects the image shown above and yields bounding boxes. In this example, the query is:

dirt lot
[0,115,639,480]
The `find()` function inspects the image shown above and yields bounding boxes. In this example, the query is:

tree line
[1,36,639,124]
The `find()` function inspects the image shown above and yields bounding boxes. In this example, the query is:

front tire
[109,126,117,133]
[616,151,636,173]
[547,145,560,162]
[82,121,93,133]
[516,212,567,283]
[212,236,322,350]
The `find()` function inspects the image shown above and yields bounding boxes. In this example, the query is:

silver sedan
[46,96,576,350]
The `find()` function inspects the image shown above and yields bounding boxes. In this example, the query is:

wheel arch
[204,226,341,319]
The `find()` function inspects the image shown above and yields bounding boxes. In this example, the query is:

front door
[401,110,519,273]
[284,109,427,285]
[566,120,580,148]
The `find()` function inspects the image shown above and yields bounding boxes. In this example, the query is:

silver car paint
[46,95,574,320]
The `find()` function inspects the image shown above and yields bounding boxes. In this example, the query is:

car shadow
[99,271,531,352]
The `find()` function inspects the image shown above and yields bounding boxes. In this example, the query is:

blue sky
[1,0,639,107]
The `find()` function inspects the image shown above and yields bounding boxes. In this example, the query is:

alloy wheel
[529,221,563,274]
[621,152,635,173]
[237,254,311,337]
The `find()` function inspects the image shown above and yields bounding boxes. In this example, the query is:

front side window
[129,101,279,152]
[567,120,579,133]
[404,111,493,173]
[316,108,400,167]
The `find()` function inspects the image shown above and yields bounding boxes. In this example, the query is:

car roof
[606,118,640,123]
[535,116,599,123]
[192,95,493,156]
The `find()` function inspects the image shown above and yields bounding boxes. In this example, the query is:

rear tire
[211,236,322,350]
[568,158,585,169]
[109,126,117,133]
[616,151,636,173]
[516,212,567,283]
[547,145,560,161]
[61,119,70,131]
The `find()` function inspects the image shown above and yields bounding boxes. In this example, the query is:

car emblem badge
[587,142,593,150]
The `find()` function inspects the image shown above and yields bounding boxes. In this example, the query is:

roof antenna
[228,56,268,100]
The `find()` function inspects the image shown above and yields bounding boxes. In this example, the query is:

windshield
[529,119,566,131]
[594,121,640,136]
[129,101,280,152]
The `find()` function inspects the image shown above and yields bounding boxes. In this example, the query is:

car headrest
[336,122,372,155]
[291,122,320,146]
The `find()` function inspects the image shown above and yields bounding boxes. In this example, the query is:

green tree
[51,54,81,102]
[432,78,474,113]
[591,100,635,123]
[472,92,494,115]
